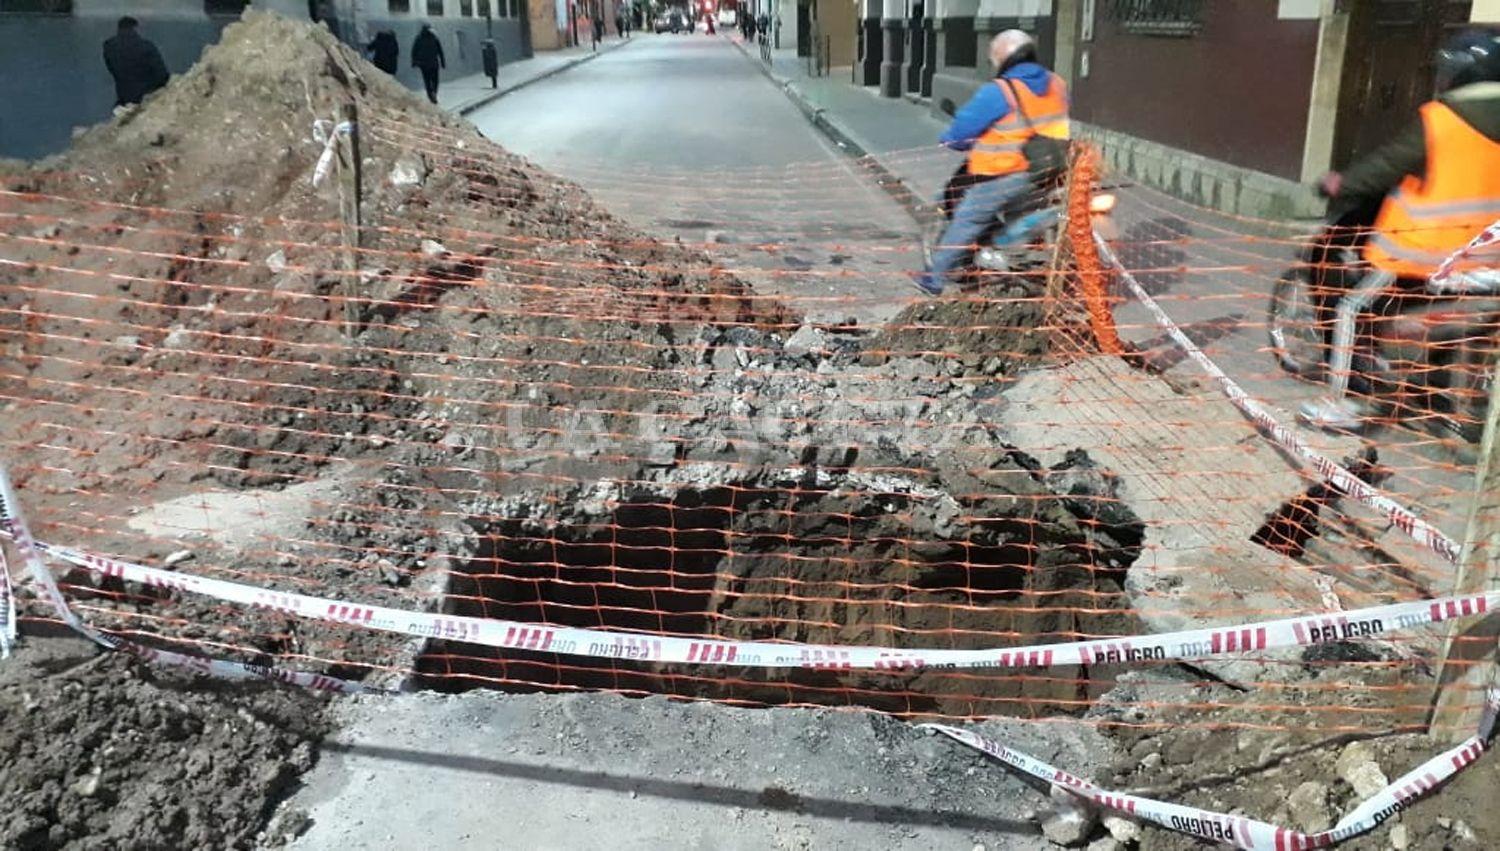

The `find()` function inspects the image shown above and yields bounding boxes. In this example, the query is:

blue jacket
[940,62,1060,152]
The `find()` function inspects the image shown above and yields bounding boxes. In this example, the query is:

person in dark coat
[366,30,400,75]
[411,24,446,104]
[102,17,169,108]
[481,39,499,88]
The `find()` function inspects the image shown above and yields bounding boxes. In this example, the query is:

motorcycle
[920,167,1118,290]
[1267,207,1500,441]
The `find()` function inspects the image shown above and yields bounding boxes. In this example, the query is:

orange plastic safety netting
[2,57,1497,751]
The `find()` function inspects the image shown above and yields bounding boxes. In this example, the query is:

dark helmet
[1437,29,1500,91]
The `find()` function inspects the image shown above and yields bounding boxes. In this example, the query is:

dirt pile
[0,636,326,850]
[1,10,1144,847]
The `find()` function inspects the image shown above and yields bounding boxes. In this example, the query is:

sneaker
[1297,396,1371,432]
[909,271,944,296]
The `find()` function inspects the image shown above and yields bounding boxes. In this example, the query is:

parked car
[716,7,736,26]
[654,9,692,33]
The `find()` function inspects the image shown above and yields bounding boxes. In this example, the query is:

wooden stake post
[333,101,363,339]
[1430,357,1500,741]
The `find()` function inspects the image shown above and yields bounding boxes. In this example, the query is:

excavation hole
[415,466,1144,718]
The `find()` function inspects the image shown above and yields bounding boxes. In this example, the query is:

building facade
[838,0,1493,217]
[0,0,533,160]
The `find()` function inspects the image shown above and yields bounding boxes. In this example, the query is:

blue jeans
[928,172,1032,284]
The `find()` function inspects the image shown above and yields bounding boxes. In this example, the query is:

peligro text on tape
[1094,233,1462,566]
[0,466,369,694]
[19,513,1499,673]
[926,687,1499,850]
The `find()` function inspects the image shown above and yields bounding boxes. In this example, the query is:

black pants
[419,66,440,103]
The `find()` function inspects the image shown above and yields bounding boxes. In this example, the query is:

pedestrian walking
[593,14,605,47]
[411,24,446,104]
[102,16,170,108]
[481,38,499,88]
[366,29,399,75]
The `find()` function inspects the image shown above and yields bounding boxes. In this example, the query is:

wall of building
[0,0,527,161]
[1474,0,1500,21]
[811,0,856,66]
[1069,0,1319,180]
[529,0,566,48]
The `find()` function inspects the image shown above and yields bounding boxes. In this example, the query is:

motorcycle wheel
[1435,340,1496,444]
[1267,270,1326,381]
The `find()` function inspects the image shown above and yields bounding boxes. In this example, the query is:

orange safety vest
[968,72,1070,177]
[1365,100,1500,277]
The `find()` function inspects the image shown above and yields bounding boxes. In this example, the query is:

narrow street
[467,35,922,325]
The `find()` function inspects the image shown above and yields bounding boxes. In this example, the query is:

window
[205,0,249,15]
[460,0,472,14]
[427,0,444,15]
[478,0,490,17]
[1102,0,1205,37]
[389,0,411,12]
[0,0,73,12]
[509,0,520,19]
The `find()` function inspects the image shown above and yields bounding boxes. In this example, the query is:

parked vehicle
[1267,208,1500,441]
[654,9,690,32]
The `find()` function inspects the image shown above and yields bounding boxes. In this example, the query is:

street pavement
[435,39,632,116]
[465,33,924,325]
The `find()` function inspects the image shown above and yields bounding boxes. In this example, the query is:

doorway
[1332,0,1474,169]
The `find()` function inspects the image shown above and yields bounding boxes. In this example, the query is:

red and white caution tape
[0,466,369,694]
[926,687,1499,850]
[1095,233,1463,565]
[1429,217,1500,291]
[9,500,1497,673]
[0,543,15,659]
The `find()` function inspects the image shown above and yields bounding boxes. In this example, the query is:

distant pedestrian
[102,16,169,108]
[757,13,770,43]
[411,24,446,104]
[593,14,605,47]
[616,10,628,37]
[366,29,399,75]
[481,39,499,88]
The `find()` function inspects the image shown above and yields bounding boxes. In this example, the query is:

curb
[725,36,933,225]
[454,39,633,116]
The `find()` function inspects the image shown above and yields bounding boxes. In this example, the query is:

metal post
[334,101,363,339]
[1429,359,1500,741]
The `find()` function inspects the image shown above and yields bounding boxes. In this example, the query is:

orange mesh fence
[2,110,1497,742]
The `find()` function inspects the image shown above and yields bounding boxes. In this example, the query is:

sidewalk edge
[725,37,931,225]
[455,39,632,116]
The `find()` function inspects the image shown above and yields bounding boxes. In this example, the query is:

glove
[1317,171,1342,199]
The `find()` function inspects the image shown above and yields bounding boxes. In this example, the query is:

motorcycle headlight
[1089,193,1117,215]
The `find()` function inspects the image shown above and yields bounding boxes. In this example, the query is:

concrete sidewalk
[437,37,635,116]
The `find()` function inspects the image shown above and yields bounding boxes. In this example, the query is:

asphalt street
[467,34,922,325]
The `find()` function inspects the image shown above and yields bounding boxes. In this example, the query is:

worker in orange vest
[1301,29,1500,430]
[913,29,1069,296]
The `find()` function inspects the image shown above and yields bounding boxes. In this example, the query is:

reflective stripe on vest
[1365,100,1500,277]
[968,73,1070,177]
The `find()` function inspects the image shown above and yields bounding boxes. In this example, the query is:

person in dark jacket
[366,30,400,75]
[481,39,499,88]
[411,24,446,104]
[1300,29,1500,431]
[102,17,169,108]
